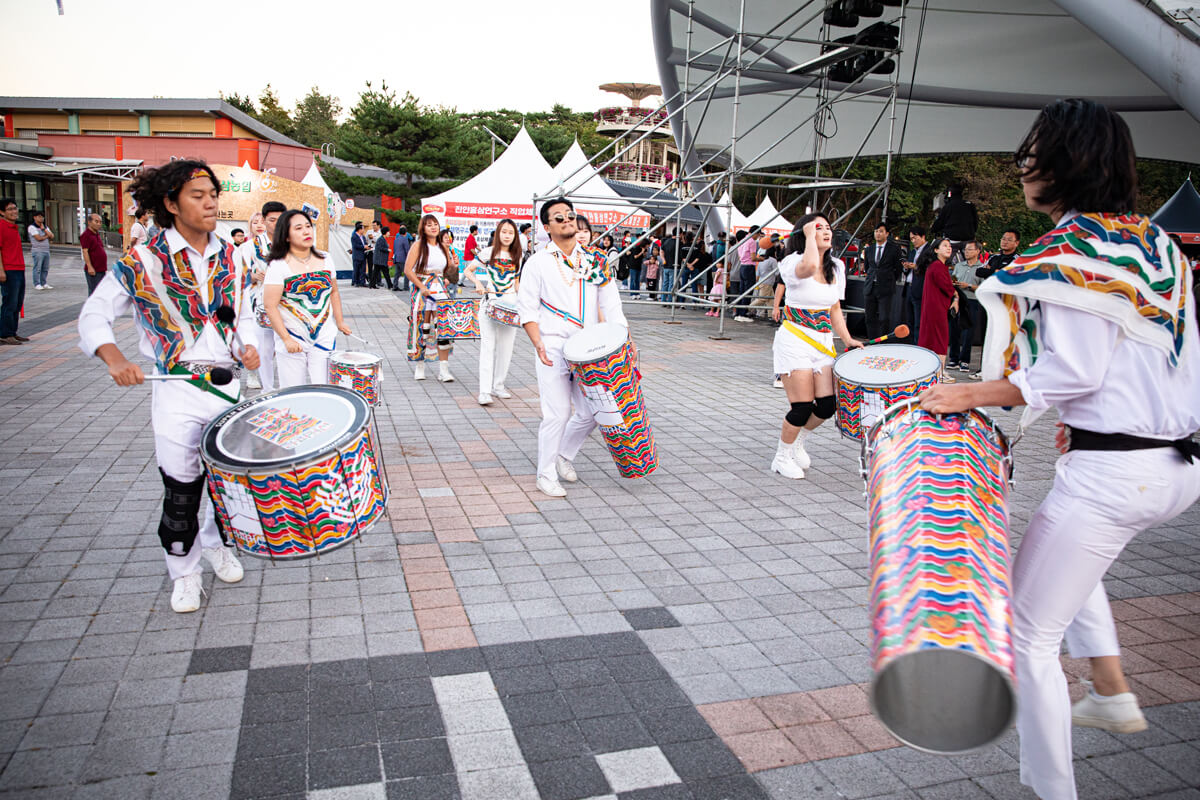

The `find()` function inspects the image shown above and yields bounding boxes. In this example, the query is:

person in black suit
[369,226,395,289]
[350,221,367,287]
[861,221,903,339]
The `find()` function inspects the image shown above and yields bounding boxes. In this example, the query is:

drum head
[834,344,941,386]
[331,351,381,367]
[202,385,370,472]
[491,295,519,311]
[562,322,627,365]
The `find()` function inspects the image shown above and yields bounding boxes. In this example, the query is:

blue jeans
[31,252,50,286]
[1,270,25,337]
[627,266,642,295]
[660,268,675,300]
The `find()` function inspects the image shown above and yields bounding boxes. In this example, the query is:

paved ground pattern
[0,249,1198,799]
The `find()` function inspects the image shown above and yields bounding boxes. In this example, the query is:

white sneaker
[246,372,262,389]
[171,573,205,613]
[439,363,454,382]
[536,476,567,497]
[792,430,813,470]
[43,284,53,290]
[556,456,578,483]
[478,393,493,405]
[414,363,426,380]
[203,546,244,584]
[493,386,512,399]
[770,439,805,479]
[1072,681,1147,733]
[34,285,43,291]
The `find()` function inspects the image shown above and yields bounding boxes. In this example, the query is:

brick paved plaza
[1,250,1198,799]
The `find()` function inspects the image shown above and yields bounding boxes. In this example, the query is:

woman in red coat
[916,237,959,381]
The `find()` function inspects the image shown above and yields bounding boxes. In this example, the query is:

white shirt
[130,221,149,247]
[778,253,846,309]
[264,257,338,348]
[79,227,257,367]
[516,241,627,341]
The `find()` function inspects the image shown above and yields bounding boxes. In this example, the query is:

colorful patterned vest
[280,270,333,342]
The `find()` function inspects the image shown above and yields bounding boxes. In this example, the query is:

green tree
[255,84,294,139]
[291,87,342,149]
[220,91,256,116]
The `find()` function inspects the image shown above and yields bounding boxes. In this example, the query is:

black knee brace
[436,339,450,347]
[158,469,205,557]
[785,400,814,428]
[813,395,836,420]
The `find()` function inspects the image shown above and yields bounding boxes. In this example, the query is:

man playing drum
[516,197,629,497]
[920,99,1200,800]
[78,160,260,613]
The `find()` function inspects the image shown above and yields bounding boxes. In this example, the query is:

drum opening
[871,649,1015,755]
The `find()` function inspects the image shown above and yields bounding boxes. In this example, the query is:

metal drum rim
[833,344,942,388]
[329,350,383,367]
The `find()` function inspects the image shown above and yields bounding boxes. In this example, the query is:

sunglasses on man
[550,213,577,223]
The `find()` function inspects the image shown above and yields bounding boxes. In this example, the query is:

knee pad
[785,401,813,428]
[437,339,451,348]
[813,395,836,420]
[158,469,205,557]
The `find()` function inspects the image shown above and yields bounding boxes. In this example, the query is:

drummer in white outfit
[470,218,524,405]
[516,198,629,497]
[770,214,862,479]
[239,201,286,390]
[78,160,257,613]
[403,214,457,382]
[920,99,1200,800]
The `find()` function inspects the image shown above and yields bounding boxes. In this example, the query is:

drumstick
[145,367,235,386]
[214,305,247,363]
[862,325,910,346]
[348,332,372,346]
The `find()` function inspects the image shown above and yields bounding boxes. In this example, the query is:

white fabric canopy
[716,192,752,231]
[421,126,554,222]
[548,141,652,228]
[746,196,793,236]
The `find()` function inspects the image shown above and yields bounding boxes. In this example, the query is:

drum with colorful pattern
[833,344,941,440]
[201,386,388,560]
[328,351,383,407]
[562,322,657,478]
[485,294,521,327]
[435,298,481,339]
[863,399,1015,754]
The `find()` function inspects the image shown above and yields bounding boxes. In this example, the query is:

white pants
[275,341,330,387]
[533,337,596,482]
[257,326,276,390]
[151,380,238,580]
[1014,448,1200,800]
[478,308,517,394]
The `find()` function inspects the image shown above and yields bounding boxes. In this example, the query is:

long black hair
[127,160,219,231]
[915,237,948,277]
[268,209,325,262]
[786,212,836,283]
[488,218,523,266]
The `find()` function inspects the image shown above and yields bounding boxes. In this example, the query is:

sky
[0,0,663,116]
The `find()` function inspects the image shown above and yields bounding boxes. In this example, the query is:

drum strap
[781,320,838,359]
[168,363,241,404]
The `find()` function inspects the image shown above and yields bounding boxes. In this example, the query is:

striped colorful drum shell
[435,298,481,339]
[562,322,658,479]
[201,386,389,560]
[834,344,941,440]
[485,295,522,327]
[863,400,1015,754]
[328,351,383,407]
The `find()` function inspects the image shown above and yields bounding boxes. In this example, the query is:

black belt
[1068,427,1200,464]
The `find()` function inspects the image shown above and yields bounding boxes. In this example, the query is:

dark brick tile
[578,713,655,754]
[244,665,307,695]
[310,658,369,687]
[502,690,574,728]
[591,631,647,656]
[565,683,634,719]
[426,647,486,676]
[381,737,454,779]
[308,744,382,790]
[620,679,691,711]
[311,684,373,718]
[374,678,436,709]
[687,774,768,800]
[237,721,308,760]
[370,653,430,681]
[605,654,673,684]
[550,658,613,689]
[662,739,744,780]
[483,640,545,669]
[620,785,697,800]
[492,665,556,696]
[642,707,717,745]
[309,712,378,752]
[376,706,445,742]
[513,721,589,762]
[187,645,252,675]
[622,607,682,631]
[538,635,599,663]
[242,690,306,724]
[386,774,461,800]
[528,755,612,800]
[230,753,307,799]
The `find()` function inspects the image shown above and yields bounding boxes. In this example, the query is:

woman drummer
[470,218,524,405]
[771,213,862,479]
[263,209,351,387]
[403,214,457,382]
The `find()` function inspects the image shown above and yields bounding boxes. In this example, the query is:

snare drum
[328,351,383,407]
[202,386,388,560]
[562,322,657,478]
[864,400,1014,754]
[435,298,481,339]
[833,344,941,440]
[249,287,272,329]
[485,295,521,327]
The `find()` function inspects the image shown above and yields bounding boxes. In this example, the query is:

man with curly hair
[78,160,261,613]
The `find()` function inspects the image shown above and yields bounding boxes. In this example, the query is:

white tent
[746,196,793,237]
[548,141,652,230]
[301,161,354,278]
[716,192,753,231]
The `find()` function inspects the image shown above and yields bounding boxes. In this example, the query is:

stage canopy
[745,196,793,236]
[421,126,554,223]
[549,141,652,229]
[1153,177,1200,244]
[651,0,1200,169]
